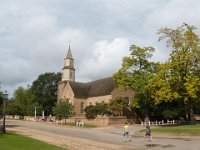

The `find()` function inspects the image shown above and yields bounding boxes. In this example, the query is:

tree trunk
[186,100,196,123]
[144,114,150,124]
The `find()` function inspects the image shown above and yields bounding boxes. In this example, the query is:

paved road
[6,120,200,150]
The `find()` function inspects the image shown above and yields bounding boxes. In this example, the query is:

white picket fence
[141,119,180,126]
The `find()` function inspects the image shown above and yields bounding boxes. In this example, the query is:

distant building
[57,46,134,115]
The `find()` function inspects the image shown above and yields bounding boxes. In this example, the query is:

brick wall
[65,115,128,126]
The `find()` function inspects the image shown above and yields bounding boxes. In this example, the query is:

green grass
[0,133,66,150]
[149,124,200,134]
[64,122,97,128]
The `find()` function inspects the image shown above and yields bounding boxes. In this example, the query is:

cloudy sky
[0,0,200,97]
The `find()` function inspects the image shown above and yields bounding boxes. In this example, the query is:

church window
[81,102,84,113]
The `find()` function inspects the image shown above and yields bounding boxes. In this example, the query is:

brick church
[57,46,134,115]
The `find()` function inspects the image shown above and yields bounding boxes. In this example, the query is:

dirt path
[7,126,142,150]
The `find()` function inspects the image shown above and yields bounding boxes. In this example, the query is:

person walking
[143,125,152,142]
[123,122,131,142]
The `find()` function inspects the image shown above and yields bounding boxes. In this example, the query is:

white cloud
[143,0,200,30]
[0,0,199,96]
[77,38,130,81]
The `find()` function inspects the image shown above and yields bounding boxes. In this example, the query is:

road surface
[6,120,200,150]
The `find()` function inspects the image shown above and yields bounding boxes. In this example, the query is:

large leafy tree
[53,99,74,123]
[114,45,158,121]
[150,23,200,121]
[31,72,61,115]
[7,86,40,116]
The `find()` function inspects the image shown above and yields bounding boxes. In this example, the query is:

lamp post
[2,90,8,134]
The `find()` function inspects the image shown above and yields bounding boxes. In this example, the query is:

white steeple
[61,46,75,82]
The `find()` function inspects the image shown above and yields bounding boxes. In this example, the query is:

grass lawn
[0,133,66,150]
[149,124,200,134]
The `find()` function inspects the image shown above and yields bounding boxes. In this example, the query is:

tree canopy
[114,45,158,121]
[6,72,61,116]
[31,72,61,115]
[53,99,74,123]
[114,23,200,122]
[149,23,200,121]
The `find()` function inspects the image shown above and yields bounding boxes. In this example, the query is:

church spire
[66,46,73,59]
[62,45,75,82]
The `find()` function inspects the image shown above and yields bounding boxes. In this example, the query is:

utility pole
[2,90,8,134]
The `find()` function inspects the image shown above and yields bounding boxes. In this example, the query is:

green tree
[31,72,61,115]
[162,109,179,119]
[8,86,40,116]
[6,100,21,116]
[114,45,158,121]
[84,105,98,119]
[13,87,29,115]
[84,102,109,119]
[95,102,109,116]
[109,97,128,116]
[150,23,200,121]
[53,99,74,123]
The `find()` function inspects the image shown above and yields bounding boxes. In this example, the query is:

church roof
[66,46,73,59]
[68,77,115,98]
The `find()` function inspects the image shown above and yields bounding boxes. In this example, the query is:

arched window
[81,102,84,113]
